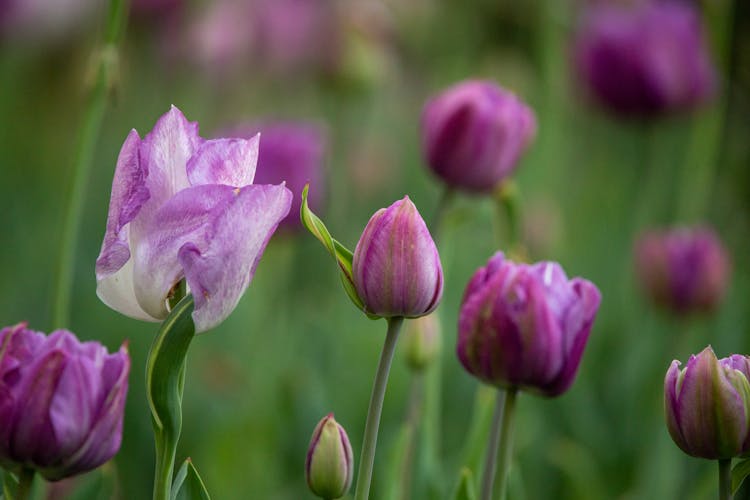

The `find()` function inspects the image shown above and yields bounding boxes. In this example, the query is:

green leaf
[300,184,379,319]
[1,469,18,500]
[732,457,750,493]
[171,459,211,500]
[451,468,477,500]
[146,294,196,500]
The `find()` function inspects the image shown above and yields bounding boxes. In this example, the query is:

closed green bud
[404,314,441,372]
[305,414,353,499]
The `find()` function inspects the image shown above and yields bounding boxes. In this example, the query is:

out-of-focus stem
[398,376,424,500]
[429,187,455,238]
[718,458,732,500]
[479,390,506,500]
[354,316,404,500]
[52,0,128,328]
[493,181,523,256]
[15,468,34,500]
[493,388,518,500]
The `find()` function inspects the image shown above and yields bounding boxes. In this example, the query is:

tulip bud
[403,314,441,372]
[665,347,750,459]
[635,226,729,315]
[421,79,536,193]
[575,2,716,117]
[0,323,130,480]
[457,252,601,397]
[352,196,443,318]
[305,414,353,499]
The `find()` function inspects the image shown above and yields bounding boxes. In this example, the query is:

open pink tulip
[95,106,292,333]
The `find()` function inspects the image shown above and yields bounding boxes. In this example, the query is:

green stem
[493,181,522,253]
[15,468,34,500]
[354,316,405,500]
[718,458,732,500]
[429,187,455,239]
[479,390,506,500]
[397,376,423,500]
[493,388,518,500]
[52,0,127,328]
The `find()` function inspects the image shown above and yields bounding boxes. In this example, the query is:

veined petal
[179,183,292,332]
[95,130,148,279]
[96,257,159,322]
[186,136,259,187]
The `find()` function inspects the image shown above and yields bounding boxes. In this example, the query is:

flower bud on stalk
[421,80,536,193]
[306,414,353,500]
[0,323,130,480]
[457,252,601,397]
[665,347,750,459]
[352,196,443,318]
[403,314,441,372]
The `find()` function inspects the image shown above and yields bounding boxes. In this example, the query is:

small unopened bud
[305,414,353,499]
[404,314,441,372]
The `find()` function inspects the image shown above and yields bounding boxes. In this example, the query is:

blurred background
[1,0,749,498]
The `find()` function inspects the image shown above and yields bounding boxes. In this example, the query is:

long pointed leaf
[172,459,211,500]
[452,468,477,500]
[732,458,750,493]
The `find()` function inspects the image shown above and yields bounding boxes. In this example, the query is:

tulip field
[0,1,748,499]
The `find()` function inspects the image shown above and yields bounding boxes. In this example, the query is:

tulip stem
[493,181,523,258]
[493,388,518,500]
[15,468,34,500]
[718,458,732,500]
[354,316,405,500]
[429,187,455,238]
[52,0,128,328]
[479,390,506,500]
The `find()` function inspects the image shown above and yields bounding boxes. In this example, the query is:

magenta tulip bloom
[305,414,353,499]
[457,252,601,397]
[95,106,292,333]
[221,121,326,231]
[575,1,716,116]
[665,347,750,459]
[635,227,729,314]
[352,197,443,318]
[421,79,536,193]
[0,323,130,480]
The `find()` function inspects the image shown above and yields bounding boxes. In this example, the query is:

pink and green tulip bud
[575,1,716,117]
[457,252,601,397]
[0,323,130,480]
[421,79,536,193]
[635,226,729,315]
[403,314,441,372]
[352,197,443,318]
[305,414,353,500]
[95,106,292,333]
[665,347,750,459]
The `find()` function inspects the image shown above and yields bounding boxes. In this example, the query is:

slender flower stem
[354,316,405,500]
[718,458,732,500]
[15,468,34,500]
[398,375,424,500]
[493,388,518,500]
[52,0,128,328]
[479,390,506,500]
[429,188,455,238]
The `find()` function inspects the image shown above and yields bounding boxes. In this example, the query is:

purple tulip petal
[186,136,259,187]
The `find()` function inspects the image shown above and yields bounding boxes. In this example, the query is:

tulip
[95,106,292,333]
[0,323,130,480]
[306,414,353,500]
[635,226,729,314]
[221,121,326,231]
[352,196,443,318]
[457,252,601,397]
[665,347,750,459]
[575,1,716,116]
[403,314,441,372]
[421,80,536,193]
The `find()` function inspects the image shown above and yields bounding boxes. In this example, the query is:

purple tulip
[457,252,601,397]
[635,226,729,314]
[352,197,443,318]
[575,1,716,116]
[221,121,326,231]
[95,106,292,333]
[0,323,130,480]
[1,0,97,43]
[665,347,750,459]
[421,79,536,193]
[305,414,353,499]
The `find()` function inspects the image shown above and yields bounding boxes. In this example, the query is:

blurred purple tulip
[222,122,326,231]
[665,347,750,459]
[635,226,729,314]
[575,1,716,116]
[0,323,129,480]
[457,252,601,397]
[305,414,353,499]
[1,0,97,43]
[352,197,443,318]
[187,0,254,74]
[421,79,536,193]
[95,106,292,333]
